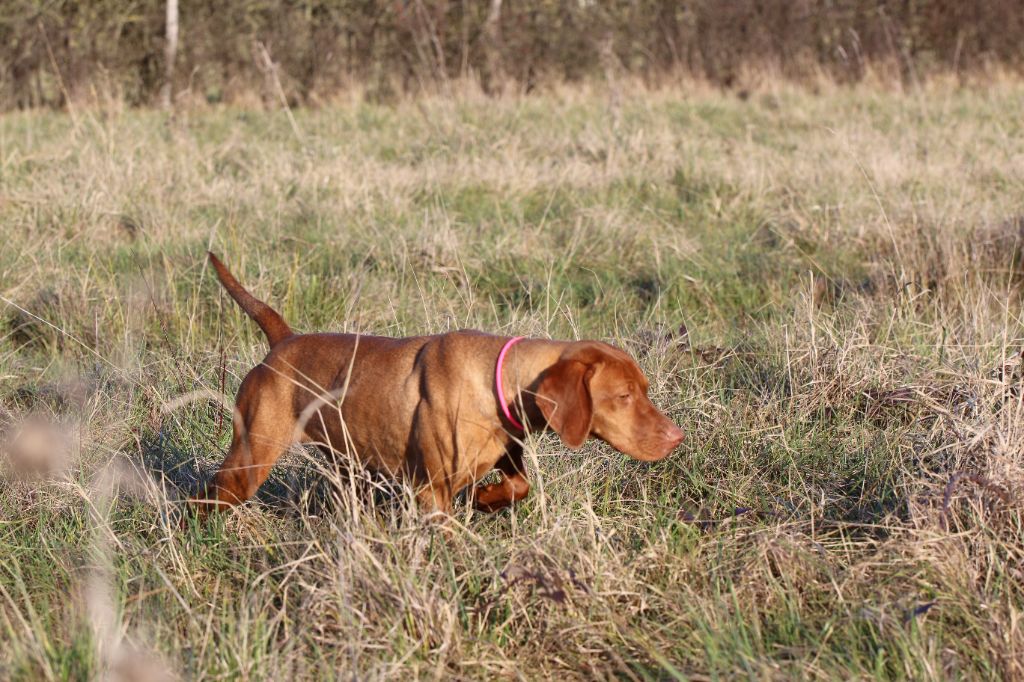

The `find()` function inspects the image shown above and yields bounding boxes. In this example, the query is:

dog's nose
[664,424,684,449]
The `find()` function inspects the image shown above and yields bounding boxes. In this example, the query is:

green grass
[1,79,1023,679]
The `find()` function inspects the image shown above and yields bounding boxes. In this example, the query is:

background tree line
[2,0,1022,109]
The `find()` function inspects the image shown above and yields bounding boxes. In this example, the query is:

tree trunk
[161,0,179,109]
[483,0,503,94]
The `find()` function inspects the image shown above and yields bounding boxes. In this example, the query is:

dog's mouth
[626,442,676,462]
[600,425,684,462]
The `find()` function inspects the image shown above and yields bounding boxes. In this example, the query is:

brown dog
[194,253,684,516]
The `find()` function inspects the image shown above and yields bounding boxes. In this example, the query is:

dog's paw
[471,482,512,513]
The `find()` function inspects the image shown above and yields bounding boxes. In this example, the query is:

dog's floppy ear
[535,358,595,449]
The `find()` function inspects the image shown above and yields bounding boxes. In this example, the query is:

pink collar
[496,336,526,430]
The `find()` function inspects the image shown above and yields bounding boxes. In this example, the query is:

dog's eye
[617,393,632,402]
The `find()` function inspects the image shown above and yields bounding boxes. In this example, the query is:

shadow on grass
[136,429,408,520]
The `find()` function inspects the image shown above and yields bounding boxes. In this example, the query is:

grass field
[1,78,1023,680]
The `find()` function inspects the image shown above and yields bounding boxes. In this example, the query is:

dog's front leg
[471,447,530,513]
[471,472,530,512]
[415,483,454,517]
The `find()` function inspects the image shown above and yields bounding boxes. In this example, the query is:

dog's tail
[208,252,293,348]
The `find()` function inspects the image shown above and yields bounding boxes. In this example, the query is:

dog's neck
[498,338,569,430]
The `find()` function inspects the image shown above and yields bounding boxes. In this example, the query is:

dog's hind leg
[192,369,296,515]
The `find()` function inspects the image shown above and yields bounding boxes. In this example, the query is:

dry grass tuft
[2,415,74,481]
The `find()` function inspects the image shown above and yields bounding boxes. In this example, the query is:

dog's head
[535,342,684,461]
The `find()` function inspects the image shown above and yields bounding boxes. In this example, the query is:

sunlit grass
[1,78,1023,679]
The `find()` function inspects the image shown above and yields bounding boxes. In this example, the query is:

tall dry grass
[0,77,1023,678]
